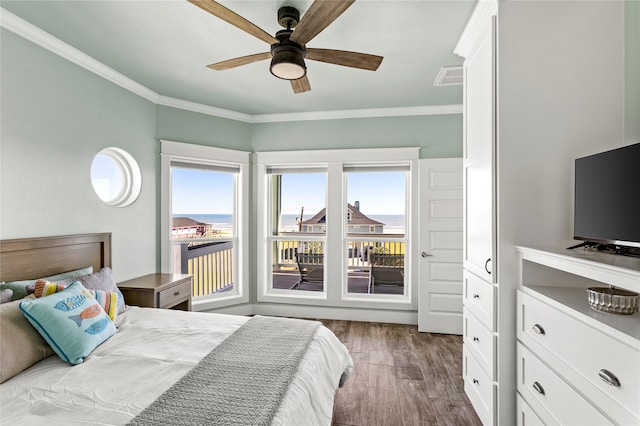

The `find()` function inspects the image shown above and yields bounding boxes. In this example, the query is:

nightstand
[118,273,192,311]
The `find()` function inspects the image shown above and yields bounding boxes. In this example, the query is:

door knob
[421,251,433,258]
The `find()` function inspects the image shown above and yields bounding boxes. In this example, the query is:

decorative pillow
[0,289,13,304]
[0,281,35,301]
[19,282,116,365]
[0,266,94,301]
[0,295,55,383]
[56,267,125,313]
[34,280,121,320]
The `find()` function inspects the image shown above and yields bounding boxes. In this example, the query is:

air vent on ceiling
[434,66,463,86]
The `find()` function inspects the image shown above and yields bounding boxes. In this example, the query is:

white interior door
[418,158,463,334]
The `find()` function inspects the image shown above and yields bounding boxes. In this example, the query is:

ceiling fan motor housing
[270,30,307,80]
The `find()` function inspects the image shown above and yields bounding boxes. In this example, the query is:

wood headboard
[0,233,111,282]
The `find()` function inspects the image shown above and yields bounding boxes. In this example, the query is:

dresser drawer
[463,347,494,426]
[463,269,495,330]
[518,291,640,421]
[517,343,612,425]
[158,279,191,308]
[516,393,544,426]
[463,310,495,378]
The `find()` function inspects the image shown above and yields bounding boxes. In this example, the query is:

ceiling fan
[187,0,383,94]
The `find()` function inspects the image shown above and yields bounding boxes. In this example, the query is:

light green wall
[155,106,252,151]
[626,0,640,143]
[250,114,463,158]
[0,30,157,282]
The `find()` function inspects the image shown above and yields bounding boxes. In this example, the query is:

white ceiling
[1,0,476,116]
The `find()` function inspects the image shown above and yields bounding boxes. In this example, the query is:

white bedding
[0,307,353,425]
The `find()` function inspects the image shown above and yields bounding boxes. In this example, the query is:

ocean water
[174,213,405,233]
[174,214,234,228]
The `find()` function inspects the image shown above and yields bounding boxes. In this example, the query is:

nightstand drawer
[118,273,192,311]
[158,279,191,308]
[517,342,612,425]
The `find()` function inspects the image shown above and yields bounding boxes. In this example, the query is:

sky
[172,168,234,215]
[172,168,406,215]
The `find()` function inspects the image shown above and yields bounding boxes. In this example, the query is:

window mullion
[325,163,344,302]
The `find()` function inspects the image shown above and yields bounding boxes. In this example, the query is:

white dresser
[516,246,640,425]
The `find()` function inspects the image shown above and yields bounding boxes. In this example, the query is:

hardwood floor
[318,320,482,426]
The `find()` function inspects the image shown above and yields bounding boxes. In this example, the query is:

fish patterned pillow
[19,281,116,365]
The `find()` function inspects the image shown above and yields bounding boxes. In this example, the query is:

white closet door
[463,17,497,283]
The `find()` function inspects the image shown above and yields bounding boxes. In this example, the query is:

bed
[0,233,353,425]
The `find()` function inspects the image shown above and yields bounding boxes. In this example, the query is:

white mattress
[0,307,353,425]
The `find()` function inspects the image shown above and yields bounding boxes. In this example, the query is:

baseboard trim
[198,302,418,325]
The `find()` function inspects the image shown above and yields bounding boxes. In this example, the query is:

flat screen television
[573,142,640,252]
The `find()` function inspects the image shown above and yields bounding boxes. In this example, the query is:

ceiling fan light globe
[270,62,306,80]
[270,45,306,80]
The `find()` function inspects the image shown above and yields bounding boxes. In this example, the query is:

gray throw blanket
[128,316,321,426]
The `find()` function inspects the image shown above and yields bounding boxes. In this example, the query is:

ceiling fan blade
[289,0,355,46]
[306,48,383,71]
[291,75,311,94]
[207,52,272,71]
[187,0,278,45]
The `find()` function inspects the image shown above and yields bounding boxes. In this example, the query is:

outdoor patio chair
[368,253,404,293]
[293,252,324,290]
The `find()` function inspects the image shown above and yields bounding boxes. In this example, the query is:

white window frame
[160,140,250,310]
[255,147,419,311]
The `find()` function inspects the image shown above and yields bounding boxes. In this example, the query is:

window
[345,166,407,296]
[171,164,236,298]
[90,147,141,207]
[256,148,419,310]
[160,141,249,310]
[266,167,327,293]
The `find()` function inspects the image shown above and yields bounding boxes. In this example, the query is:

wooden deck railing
[180,241,234,297]
[273,237,405,270]
[175,235,405,298]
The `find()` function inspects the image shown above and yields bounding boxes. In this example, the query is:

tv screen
[574,142,640,249]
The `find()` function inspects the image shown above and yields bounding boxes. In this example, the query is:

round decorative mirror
[90,147,141,207]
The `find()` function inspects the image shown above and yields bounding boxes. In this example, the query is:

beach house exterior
[172,217,214,239]
[301,202,384,234]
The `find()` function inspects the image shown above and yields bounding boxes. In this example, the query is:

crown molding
[156,95,254,123]
[250,104,463,123]
[2,7,462,124]
[454,0,498,59]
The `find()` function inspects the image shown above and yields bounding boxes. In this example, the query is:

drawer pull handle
[174,291,180,296]
[473,336,479,342]
[473,293,480,299]
[532,324,545,335]
[472,378,479,385]
[598,369,620,387]
[532,381,545,395]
